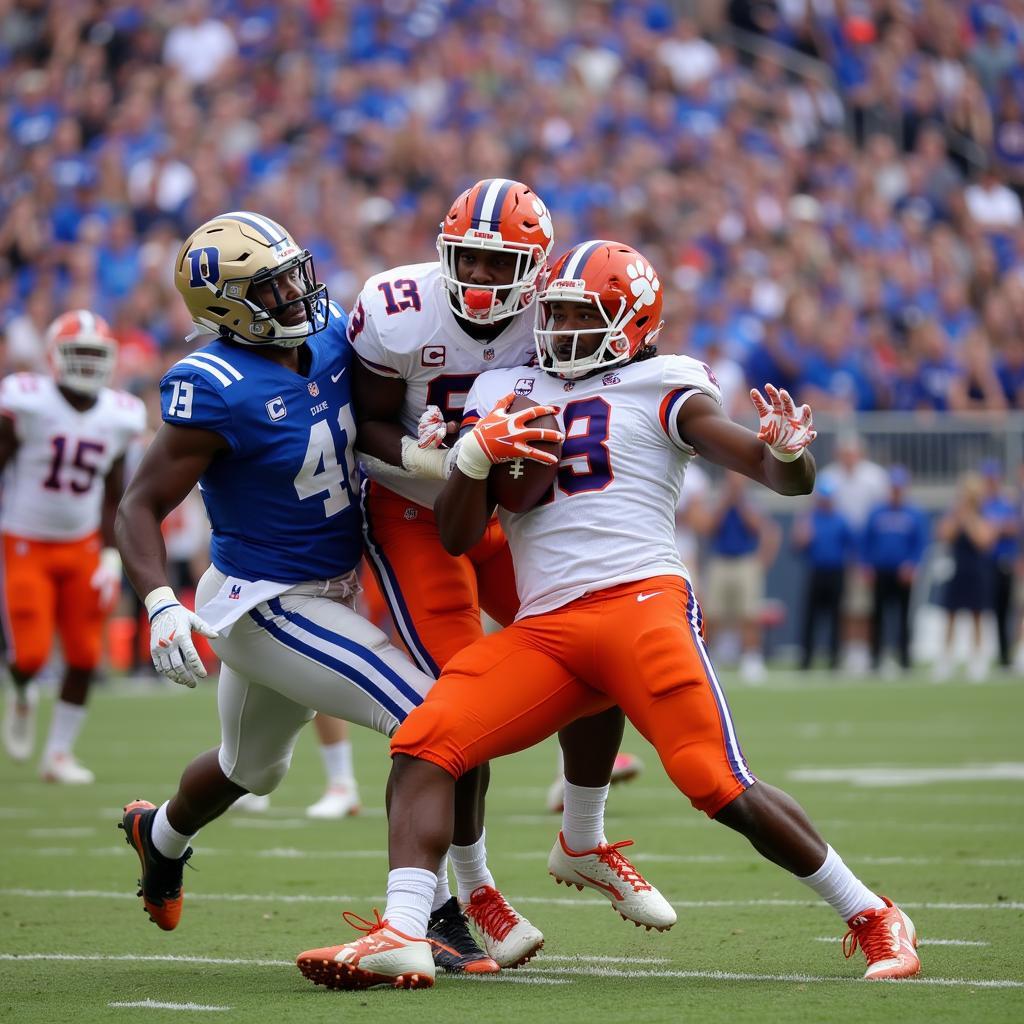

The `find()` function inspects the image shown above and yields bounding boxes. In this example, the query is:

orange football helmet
[437,178,554,324]
[45,309,118,395]
[535,240,664,379]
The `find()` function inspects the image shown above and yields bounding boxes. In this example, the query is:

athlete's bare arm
[115,423,227,597]
[0,414,19,472]
[351,359,409,466]
[101,455,126,548]
[677,393,815,496]
[433,469,491,556]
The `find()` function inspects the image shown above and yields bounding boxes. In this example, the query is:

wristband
[145,585,179,620]
[767,446,805,463]
[400,435,450,479]
[455,432,492,480]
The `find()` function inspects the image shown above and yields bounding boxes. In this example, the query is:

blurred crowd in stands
[676,437,1023,681]
[2,0,1024,419]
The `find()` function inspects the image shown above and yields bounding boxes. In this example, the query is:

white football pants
[196,565,435,795]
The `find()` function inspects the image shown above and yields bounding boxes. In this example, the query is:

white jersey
[0,373,146,541]
[348,261,536,507]
[465,355,722,618]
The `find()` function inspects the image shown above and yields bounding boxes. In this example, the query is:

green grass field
[2,669,1022,1024]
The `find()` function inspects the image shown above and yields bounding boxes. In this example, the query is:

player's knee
[11,654,48,679]
[229,756,291,796]
[391,702,466,779]
[660,744,740,816]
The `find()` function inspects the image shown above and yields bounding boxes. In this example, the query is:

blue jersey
[160,307,362,583]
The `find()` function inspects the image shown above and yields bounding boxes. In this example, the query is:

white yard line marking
[2,888,1022,912]
[526,965,1024,988]
[27,827,96,838]
[5,953,1020,989]
[109,1001,230,1012]
[790,763,1024,787]
[814,937,991,947]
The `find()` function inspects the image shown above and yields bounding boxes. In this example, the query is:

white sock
[43,700,86,758]
[560,780,609,851]
[448,831,496,903]
[799,845,886,923]
[431,854,453,913]
[384,867,435,938]
[151,801,194,860]
[319,739,353,785]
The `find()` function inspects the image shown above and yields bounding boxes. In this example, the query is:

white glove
[90,547,123,609]
[416,405,449,449]
[750,383,816,462]
[145,586,219,689]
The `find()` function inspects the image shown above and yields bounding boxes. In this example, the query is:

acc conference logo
[266,396,287,421]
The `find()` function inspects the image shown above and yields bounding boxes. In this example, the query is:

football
[487,395,562,513]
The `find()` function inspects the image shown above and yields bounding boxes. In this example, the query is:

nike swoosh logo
[575,871,623,901]
[331,369,347,383]
[636,592,663,603]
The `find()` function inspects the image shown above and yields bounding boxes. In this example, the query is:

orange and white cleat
[461,885,544,968]
[546,752,644,813]
[843,897,921,980]
[118,799,191,931]
[548,832,676,931]
[296,910,436,990]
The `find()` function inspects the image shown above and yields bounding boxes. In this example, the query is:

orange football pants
[361,481,519,677]
[2,532,106,674]
[392,575,756,817]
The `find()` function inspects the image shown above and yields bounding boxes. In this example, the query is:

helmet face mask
[46,311,117,396]
[175,212,329,348]
[535,240,664,380]
[437,179,553,327]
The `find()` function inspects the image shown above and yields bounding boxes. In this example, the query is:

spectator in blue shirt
[792,477,857,670]
[862,466,931,672]
[980,459,1020,669]
[704,472,780,683]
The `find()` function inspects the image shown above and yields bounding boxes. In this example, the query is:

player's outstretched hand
[147,595,219,688]
[456,392,564,480]
[750,383,816,462]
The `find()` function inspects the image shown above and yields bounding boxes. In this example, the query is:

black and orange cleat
[426,897,500,974]
[118,799,191,931]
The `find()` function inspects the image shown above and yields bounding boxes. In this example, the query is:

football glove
[89,547,123,609]
[416,404,450,449]
[750,383,816,462]
[456,392,564,480]
[145,587,219,689]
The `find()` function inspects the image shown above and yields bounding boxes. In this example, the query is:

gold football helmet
[174,211,328,347]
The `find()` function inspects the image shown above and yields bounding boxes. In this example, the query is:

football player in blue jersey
[113,212,524,974]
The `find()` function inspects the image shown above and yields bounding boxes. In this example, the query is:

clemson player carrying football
[296,240,921,990]
[347,179,664,968]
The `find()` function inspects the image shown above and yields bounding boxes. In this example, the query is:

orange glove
[455,393,564,480]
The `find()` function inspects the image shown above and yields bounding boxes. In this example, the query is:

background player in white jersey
[297,241,921,990]
[349,178,650,937]
[0,311,145,783]
[114,212,519,974]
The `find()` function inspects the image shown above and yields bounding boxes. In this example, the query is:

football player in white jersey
[347,179,657,960]
[296,241,921,989]
[0,311,145,782]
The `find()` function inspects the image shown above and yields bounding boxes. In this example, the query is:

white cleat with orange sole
[548,832,677,932]
[843,896,921,980]
[296,911,436,990]
[461,885,544,968]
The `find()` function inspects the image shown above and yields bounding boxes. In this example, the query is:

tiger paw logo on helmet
[626,260,660,307]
